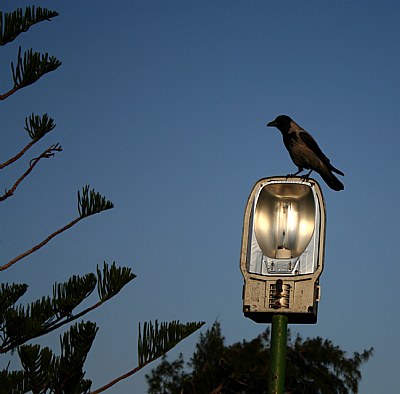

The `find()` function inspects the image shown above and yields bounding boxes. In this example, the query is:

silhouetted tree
[147,321,373,394]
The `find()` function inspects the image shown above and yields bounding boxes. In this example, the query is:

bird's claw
[299,170,313,181]
[285,171,312,181]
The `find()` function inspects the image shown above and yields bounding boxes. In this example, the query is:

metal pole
[268,314,288,394]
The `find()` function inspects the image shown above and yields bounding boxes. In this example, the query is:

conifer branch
[12,322,96,393]
[97,262,136,301]
[0,114,55,169]
[1,263,135,354]
[0,216,82,272]
[0,6,59,46]
[90,320,205,394]
[57,322,98,392]
[0,47,61,100]
[0,143,62,201]
[0,86,18,101]
[0,188,113,271]
[0,139,36,170]
[90,363,148,394]
[24,113,56,141]
[12,47,61,88]
[1,299,103,354]
[78,186,114,218]
[138,320,205,367]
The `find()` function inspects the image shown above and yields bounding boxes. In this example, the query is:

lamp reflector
[254,183,316,259]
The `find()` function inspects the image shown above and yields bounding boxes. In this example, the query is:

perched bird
[267,115,344,191]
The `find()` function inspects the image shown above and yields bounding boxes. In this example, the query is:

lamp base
[243,309,318,324]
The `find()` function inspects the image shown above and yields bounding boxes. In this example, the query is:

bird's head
[267,115,292,133]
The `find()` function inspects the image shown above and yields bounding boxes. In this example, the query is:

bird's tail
[329,164,344,176]
[319,168,344,191]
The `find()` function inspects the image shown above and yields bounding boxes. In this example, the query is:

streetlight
[240,177,325,394]
[240,176,326,393]
[240,176,326,324]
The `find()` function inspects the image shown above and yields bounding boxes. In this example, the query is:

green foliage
[96,262,136,301]
[0,6,58,46]
[11,46,61,90]
[3,295,54,347]
[57,322,97,393]
[0,5,60,91]
[0,369,26,393]
[146,322,374,394]
[0,6,60,100]
[78,185,114,218]
[53,274,97,319]
[187,321,227,392]
[146,354,187,394]
[18,344,55,392]
[0,283,28,314]
[0,265,135,354]
[138,321,205,367]
[24,113,56,141]
[287,335,373,394]
[1,322,96,393]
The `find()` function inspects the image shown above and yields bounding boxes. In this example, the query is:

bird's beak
[266,120,277,127]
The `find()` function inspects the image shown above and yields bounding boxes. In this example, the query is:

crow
[267,115,344,191]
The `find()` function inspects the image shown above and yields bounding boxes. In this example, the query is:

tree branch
[0,143,62,201]
[0,215,82,271]
[0,300,104,354]
[1,47,61,100]
[92,320,205,393]
[0,7,59,46]
[90,357,159,394]
[0,86,19,100]
[1,263,135,353]
[0,139,36,169]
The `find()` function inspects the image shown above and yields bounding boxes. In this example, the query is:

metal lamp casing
[240,177,326,324]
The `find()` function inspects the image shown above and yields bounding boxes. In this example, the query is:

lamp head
[240,177,326,324]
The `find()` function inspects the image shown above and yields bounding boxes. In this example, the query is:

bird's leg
[287,168,303,177]
[300,169,313,180]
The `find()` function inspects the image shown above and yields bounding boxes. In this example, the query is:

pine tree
[146,321,373,394]
[0,6,204,393]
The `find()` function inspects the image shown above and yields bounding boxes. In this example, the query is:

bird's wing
[299,131,331,164]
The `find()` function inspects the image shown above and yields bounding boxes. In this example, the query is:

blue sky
[1,1,400,392]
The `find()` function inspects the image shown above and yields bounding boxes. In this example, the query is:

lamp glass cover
[248,182,320,275]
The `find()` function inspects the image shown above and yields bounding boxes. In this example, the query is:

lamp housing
[240,177,326,324]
